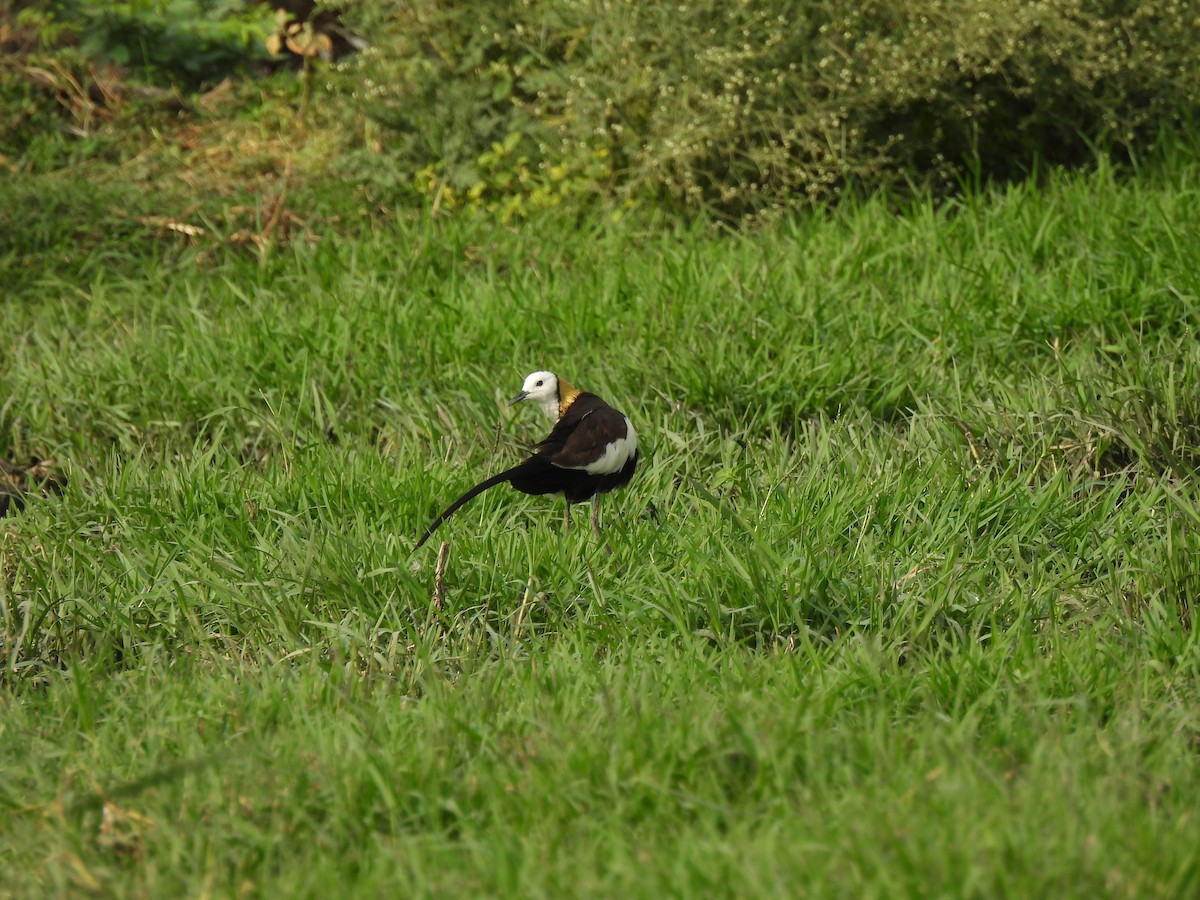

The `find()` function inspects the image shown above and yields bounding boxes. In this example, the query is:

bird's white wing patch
[559,418,637,475]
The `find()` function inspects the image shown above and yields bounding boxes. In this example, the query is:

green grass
[3,155,1200,895]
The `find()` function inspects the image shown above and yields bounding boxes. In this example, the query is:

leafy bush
[17,0,275,88]
[349,0,1200,218]
[0,0,277,164]
[347,1,589,221]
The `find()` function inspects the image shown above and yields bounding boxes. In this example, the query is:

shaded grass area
[3,156,1200,893]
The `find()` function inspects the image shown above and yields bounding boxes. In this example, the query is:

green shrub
[19,0,275,88]
[347,1,592,221]
[349,0,1200,218]
[0,1,277,165]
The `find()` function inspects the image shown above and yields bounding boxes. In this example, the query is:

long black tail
[413,463,522,550]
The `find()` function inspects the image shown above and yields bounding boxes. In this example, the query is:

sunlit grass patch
[3,157,1200,894]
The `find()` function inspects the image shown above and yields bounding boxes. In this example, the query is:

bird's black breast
[506,452,637,502]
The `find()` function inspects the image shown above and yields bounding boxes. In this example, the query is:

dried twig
[257,156,294,258]
[511,578,534,648]
[431,540,450,611]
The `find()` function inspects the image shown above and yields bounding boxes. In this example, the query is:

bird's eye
[536,379,544,387]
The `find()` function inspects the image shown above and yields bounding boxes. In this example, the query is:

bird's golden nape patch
[557,378,582,418]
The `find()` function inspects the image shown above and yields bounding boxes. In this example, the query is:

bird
[414,371,638,550]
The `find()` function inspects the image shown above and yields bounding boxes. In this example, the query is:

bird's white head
[511,371,562,420]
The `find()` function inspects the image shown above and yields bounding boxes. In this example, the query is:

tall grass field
[3,159,1200,895]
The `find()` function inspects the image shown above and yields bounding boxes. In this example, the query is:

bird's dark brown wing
[531,394,631,467]
[547,407,630,469]
[531,393,602,454]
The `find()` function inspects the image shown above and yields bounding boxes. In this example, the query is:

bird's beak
[509,390,528,406]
